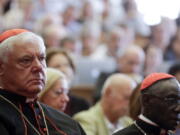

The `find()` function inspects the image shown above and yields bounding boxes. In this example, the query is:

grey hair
[0,32,45,63]
[101,73,137,95]
[117,45,145,59]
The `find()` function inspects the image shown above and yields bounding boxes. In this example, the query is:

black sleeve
[0,122,9,135]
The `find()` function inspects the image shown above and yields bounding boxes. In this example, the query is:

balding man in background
[0,29,86,135]
[94,45,145,102]
[116,45,145,82]
[73,73,137,135]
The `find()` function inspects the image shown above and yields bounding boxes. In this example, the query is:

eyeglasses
[146,94,180,105]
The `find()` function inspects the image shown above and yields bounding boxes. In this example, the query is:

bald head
[123,45,144,57]
[102,73,137,98]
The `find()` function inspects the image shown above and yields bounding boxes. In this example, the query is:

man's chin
[26,87,43,98]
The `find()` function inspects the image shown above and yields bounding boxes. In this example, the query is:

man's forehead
[12,41,46,56]
[156,79,180,96]
[167,79,180,90]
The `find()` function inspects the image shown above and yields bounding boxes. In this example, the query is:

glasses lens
[165,97,180,105]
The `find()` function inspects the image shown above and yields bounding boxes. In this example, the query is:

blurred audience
[148,18,177,54]
[164,31,180,61]
[78,23,100,58]
[46,49,75,82]
[3,0,36,30]
[95,26,127,61]
[121,0,150,36]
[60,36,80,56]
[168,61,180,82]
[33,13,62,34]
[41,24,66,48]
[94,45,145,102]
[143,46,163,76]
[0,0,11,15]
[116,45,145,79]
[77,1,95,24]
[61,5,81,36]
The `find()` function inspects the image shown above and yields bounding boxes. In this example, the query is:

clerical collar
[135,116,161,135]
[139,114,159,127]
[138,114,175,135]
[26,98,36,103]
[0,89,36,103]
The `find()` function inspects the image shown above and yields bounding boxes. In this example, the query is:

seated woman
[46,48,90,116]
[38,68,69,112]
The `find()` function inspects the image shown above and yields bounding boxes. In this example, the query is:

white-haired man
[0,29,86,135]
[95,45,145,102]
[73,73,136,135]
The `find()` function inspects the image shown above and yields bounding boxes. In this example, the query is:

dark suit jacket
[64,94,90,117]
[0,90,86,135]
[113,119,161,135]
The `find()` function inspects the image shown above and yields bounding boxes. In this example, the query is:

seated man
[0,29,86,135]
[113,73,180,135]
[73,73,137,135]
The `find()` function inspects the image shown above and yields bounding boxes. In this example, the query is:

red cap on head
[140,73,175,91]
[0,29,29,43]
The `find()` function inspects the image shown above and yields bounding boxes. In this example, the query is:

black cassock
[113,118,163,135]
[0,90,86,135]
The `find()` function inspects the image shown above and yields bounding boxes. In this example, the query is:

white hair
[42,24,66,39]
[107,27,125,40]
[0,32,45,63]
[117,45,145,61]
[101,73,137,95]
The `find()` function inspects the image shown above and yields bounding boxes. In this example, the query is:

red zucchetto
[0,29,29,43]
[140,73,175,91]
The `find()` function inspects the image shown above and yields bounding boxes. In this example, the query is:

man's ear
[104,87,113,98]
[0,61,5,76]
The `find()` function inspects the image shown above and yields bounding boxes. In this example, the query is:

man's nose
[32,58,45,71]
